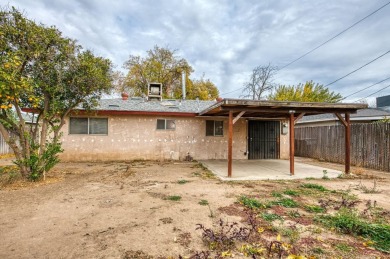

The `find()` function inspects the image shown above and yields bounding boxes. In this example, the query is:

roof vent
[148,83,162,101]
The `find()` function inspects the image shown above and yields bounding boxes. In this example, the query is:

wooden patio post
[289,112,295,175]
[228,110,233,177]
[345,113,351,174]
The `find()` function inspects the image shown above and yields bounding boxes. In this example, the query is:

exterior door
[248,121,280,159]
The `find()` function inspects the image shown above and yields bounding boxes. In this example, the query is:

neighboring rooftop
[297,108,390,124]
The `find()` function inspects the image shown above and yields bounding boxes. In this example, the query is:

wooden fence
[0,133,12,155]
[295,123,390,172]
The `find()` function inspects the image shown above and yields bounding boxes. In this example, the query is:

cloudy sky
[4,0,390,103]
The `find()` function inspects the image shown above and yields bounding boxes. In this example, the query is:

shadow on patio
[199,158,342,181]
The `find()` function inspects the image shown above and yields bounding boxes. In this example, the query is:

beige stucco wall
[59,115,289,161]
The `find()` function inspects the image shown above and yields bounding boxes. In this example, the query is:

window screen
[214,121,223,136]
[206,120,214,136]
[206,120,223,136]
[157,119,166,130]
[89,118,108,134]
[157,119,176,130]
[69,118,88,134]
[69,117,108,135]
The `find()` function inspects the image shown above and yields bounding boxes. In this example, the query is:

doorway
[248,121,280,159]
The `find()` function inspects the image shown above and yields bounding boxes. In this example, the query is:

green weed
[177,179,189,184]
[166,195,182,201]
[261,213,283,222]
[316,208,390,252]
[270,198,298,208]
[334,243,353,252]
[287,210,301,218]
[301,183,328,192]
[305,205,326,213]
[271,191,283,198]
[238,196,266,209]
[283,189,300,196]
[199,199,209,206]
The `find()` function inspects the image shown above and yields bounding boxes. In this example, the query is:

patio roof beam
[294,113,306,124]
[334,113,347,127]
[219,106,359,115]
[233,111,245,124]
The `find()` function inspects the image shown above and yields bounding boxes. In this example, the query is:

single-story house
[48,86,366,176]
[295,108,390,127]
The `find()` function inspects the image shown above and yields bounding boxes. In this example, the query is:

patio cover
[199,99,367,177]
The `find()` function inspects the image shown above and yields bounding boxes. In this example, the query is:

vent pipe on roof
[182,71,186,100]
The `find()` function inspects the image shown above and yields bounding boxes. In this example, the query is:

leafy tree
[0,7,113,179]
[241,63,278,100]
[121,46,218,100]
[186,76,219,100]
[269,81,343,103]
[122,45,193,98]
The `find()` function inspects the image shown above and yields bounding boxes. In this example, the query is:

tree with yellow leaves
[269,81,343,103]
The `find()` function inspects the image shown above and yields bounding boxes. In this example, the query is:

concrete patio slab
[199,159,342,181]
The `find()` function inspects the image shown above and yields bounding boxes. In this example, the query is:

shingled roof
[77,98,217,115]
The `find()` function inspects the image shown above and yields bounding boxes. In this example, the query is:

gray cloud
[4,0,390,102]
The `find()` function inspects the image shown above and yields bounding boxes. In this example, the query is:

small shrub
[271,198,298,208]
[305,205,326,213]
[196,219,251,251]
[261,213,283,222]
[301,183,328,192]
[283,189,300,196]
[177,179,189,184]
[199,199,209,206]
[239,244,266,256]
[166,195,182,201]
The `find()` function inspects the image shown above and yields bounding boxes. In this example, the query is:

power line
[219,2,390,97]
[324,49,390,87]
[278,1,390,71]
[342,76,390,99]
[356,83,390,102]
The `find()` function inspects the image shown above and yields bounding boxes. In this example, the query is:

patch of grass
[305,205,326,213]
[287,210,301,218]
[261,213,283,222]
[270,198,298,208]
[279,227,300,244]
[316,208,390,252]
[177,179,189,184]
[311,247,325,255]
[301,183,328,192]
[283,189,300,196]
[334,243,354,252]
[238,196,266,209]
[198,199,209,206]
[166,195,182,201]
[0,165,22,186]
[271,191,283,198]
[305,177,315,180]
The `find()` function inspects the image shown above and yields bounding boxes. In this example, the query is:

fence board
[295,123,390,172]
[0,133,12,155]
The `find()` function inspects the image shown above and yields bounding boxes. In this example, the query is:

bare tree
[241,63,278,100]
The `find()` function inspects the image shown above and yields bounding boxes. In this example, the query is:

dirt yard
[0,159,389,258]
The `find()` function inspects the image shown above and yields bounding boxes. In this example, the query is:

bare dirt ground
[0,159,389,258]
